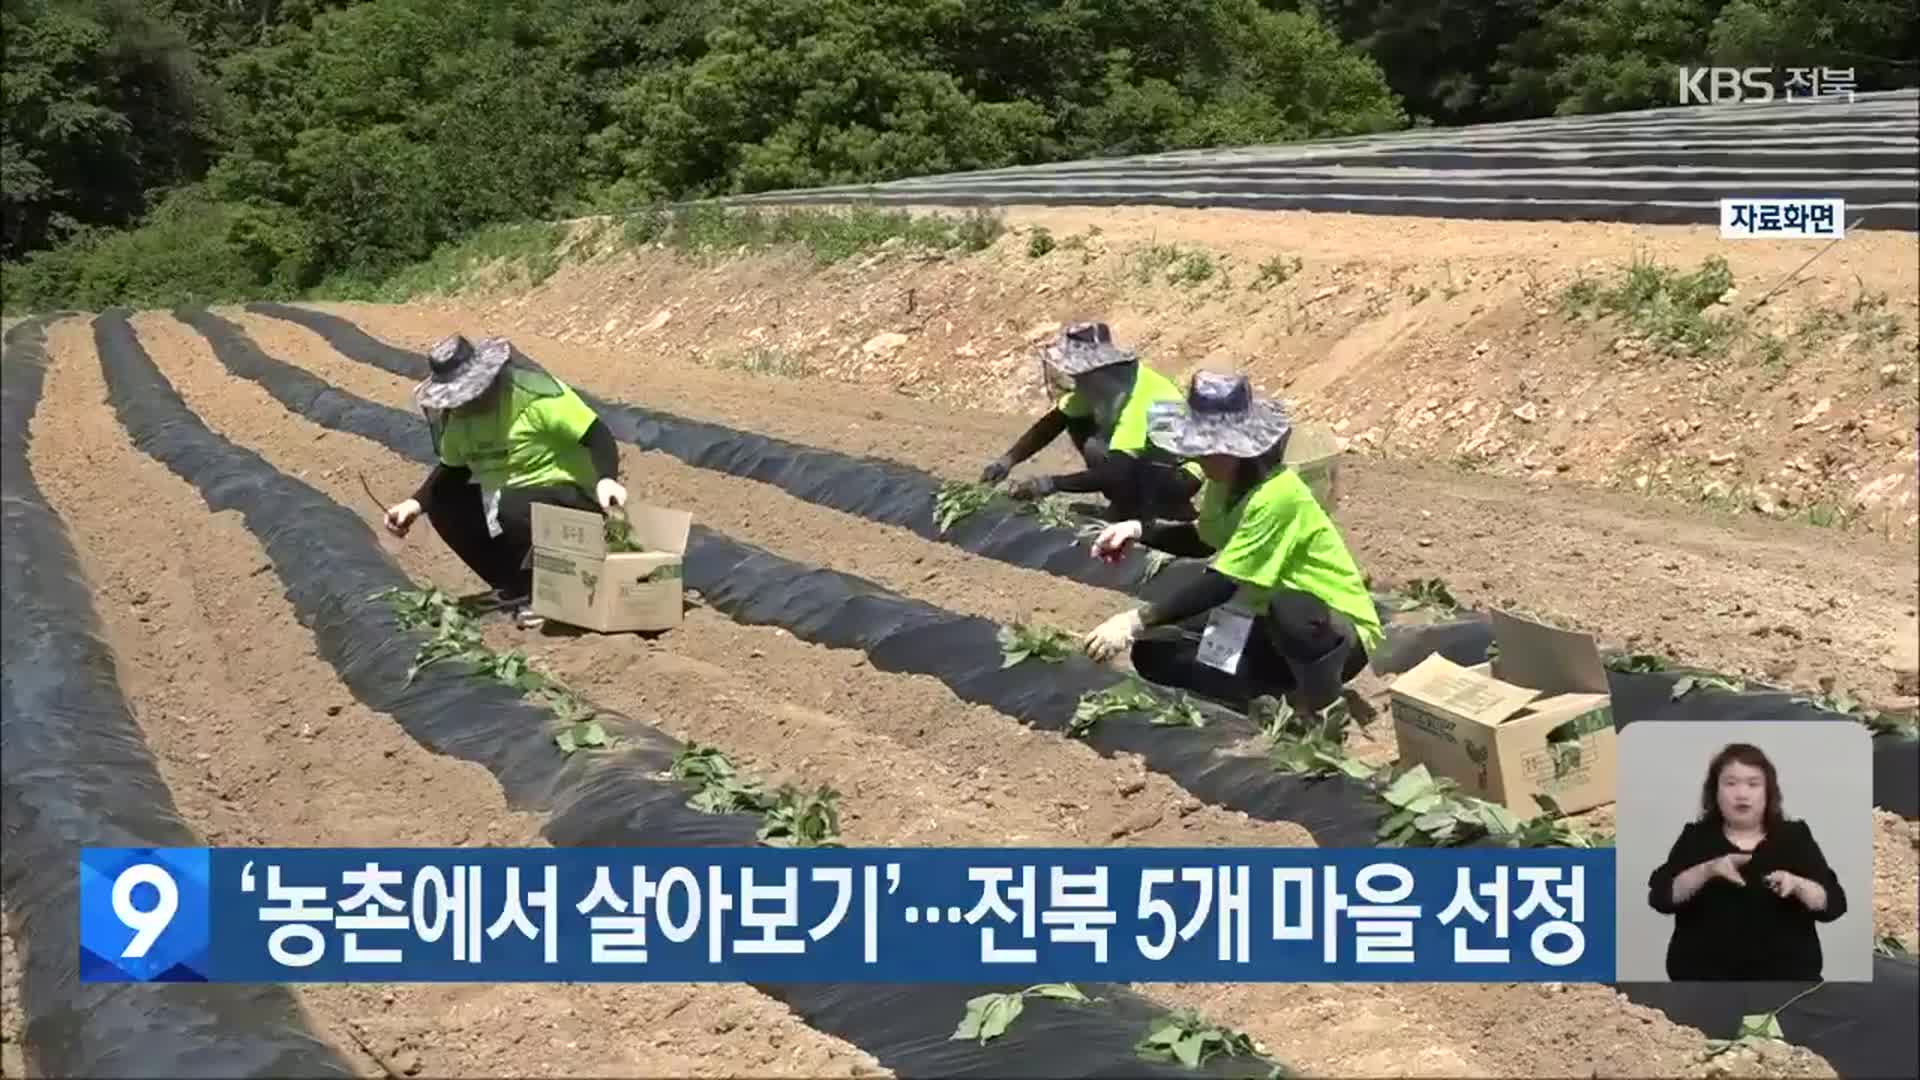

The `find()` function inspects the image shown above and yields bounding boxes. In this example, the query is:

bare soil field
[4,206,1914,1077]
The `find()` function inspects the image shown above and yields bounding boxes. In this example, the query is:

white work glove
[1084,608,1144,661]
[384,498,422,537]
[595,478,628,511]
[1091,519,1144,563]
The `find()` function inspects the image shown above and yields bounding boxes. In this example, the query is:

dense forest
[4,0,1915,312]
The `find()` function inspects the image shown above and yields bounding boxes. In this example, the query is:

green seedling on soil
[669,743,773,814]
[758,784,844,847]
[1702,983,1823,1060]
[375,586,546,690]
[951,983,1092,1045]
[998,622,1077,667]
[1671,673,1746,700]
[1024,495,1079,530]
[1794,677,1919,739]
[374,586,615,755]
[1261,696,1376,781]
[1397,577,1458,613]
[1135,1008,1262,1069]
[544,688,610,754]
[1068,678,1164,738]
[1151,691,1207,728]
[1874,934,1912,958]
[553,716,610,754]
[935,479,998,533]
[667,744,841,844]
[1269,736,1596,847]
[1605,652,1669,672]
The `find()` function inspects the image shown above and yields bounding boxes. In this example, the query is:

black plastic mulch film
[1,318,355,1077]
[245,302,1919,824]
[103,306,1282,1079]
[216,305,1920,1079]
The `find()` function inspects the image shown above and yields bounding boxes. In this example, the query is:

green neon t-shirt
[1056,363,1204,479]
[1194,469,1383,652]
[436,374,600,493]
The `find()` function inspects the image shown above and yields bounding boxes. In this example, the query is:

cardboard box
[530,502,691,633]
[1387,610,1617,815]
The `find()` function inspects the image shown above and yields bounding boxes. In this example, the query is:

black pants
[423,471,600,598]
[1131,590,1369,711]
[1068,423,1200,522]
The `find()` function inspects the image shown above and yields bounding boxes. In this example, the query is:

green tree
[1,0,215,259]
[587,0,1404,202]
[1310,0,1547,124]
[208,0,590,279]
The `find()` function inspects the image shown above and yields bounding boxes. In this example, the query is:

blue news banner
[81,847,1616,983]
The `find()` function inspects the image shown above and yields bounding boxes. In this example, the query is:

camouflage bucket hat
[1040,319,1137,378]
[1146,370,1293,459]
[414,335,513,411]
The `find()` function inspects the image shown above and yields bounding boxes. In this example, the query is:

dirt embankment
[448,206,1919,542]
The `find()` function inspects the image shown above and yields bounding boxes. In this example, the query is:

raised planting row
[244,303,1918,822]
[95,308,1290,1079]
[2,317,354,1078]
[181,308,1920,1080]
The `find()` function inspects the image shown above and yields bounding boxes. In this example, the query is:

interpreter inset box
[1614,721,1872,982]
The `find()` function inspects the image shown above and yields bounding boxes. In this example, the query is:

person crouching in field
[1079,371,1382,714]
[383,335,627,630]
[979,320,1203,522]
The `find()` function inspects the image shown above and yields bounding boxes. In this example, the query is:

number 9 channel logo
[79,848,212,982]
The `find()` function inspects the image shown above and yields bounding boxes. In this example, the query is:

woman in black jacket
[1647,742,1846,981]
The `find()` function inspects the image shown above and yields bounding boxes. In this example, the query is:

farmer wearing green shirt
[382,335,627,629]
[1081,371,1381,712]
[979,320,1203,521]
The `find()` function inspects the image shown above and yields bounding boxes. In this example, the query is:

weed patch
[1027,227,1057,258]
[615,203,1002,265]
[323,222,571,303]
[1561,255,1738,356]
[708,346,813,378]
[1251,255,1303,291]
[1134,244,1217,287]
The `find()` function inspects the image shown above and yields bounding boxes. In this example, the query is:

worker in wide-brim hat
[382,334,628,630]
[978,320,1203,522]
[1079,370,1382,713]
